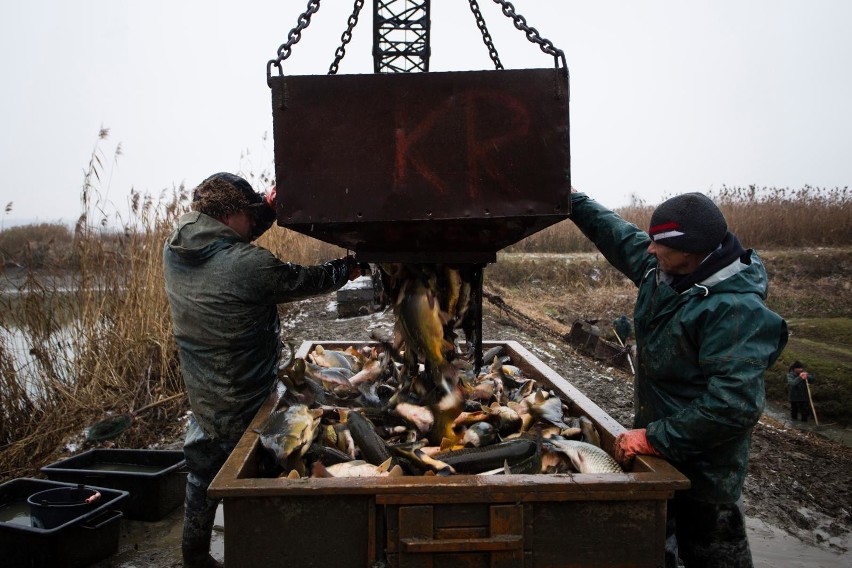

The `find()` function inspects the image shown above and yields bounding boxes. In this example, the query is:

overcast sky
[1,0,850,226]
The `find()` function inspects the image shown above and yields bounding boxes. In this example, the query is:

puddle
[763,401,852,448]
[748,517,852,567]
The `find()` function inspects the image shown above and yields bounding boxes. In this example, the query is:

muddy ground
[94,289,852,567]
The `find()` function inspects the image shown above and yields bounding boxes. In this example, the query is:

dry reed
[506,185,851,252]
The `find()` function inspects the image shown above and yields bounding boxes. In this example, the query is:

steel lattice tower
[373,0,431,72]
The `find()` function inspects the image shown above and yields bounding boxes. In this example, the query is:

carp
[255,404,323,469]
[312,458,404,478]
[542,437,623,474]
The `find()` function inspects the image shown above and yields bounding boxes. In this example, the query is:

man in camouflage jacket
[163,173,359,567]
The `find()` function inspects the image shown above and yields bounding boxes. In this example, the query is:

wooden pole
[804,376,819,426]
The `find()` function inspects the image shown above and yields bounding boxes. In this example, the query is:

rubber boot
[182,477,223,568]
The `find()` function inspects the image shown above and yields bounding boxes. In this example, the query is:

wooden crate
[209,341,688,567]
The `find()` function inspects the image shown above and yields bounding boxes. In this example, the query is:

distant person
[568,189,788,568]
[786,360,815,422]
[163,172,361,568]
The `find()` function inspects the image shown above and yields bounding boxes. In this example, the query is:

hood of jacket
[165,211,242,265]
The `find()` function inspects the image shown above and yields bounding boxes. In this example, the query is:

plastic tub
[27,484,102,529]
[42,449,186,521]
[0,478,127,568]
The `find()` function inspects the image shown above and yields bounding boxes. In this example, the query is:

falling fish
[255,404,323,468]
[542,437,623,474]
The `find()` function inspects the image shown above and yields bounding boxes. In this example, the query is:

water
[763,401,852,449]
[0,501,32,526]
[83,463,166,474]
[1,324,76,396]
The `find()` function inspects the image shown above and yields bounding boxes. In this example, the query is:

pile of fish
[258,340,624,479]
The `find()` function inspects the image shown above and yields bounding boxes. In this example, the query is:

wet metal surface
[270,68,570,262]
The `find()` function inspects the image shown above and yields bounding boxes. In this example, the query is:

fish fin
[388,465,405,477]
[377,458,394,473]
[570,451,587,474]
[310,461,334,478]
[503,459,511,475]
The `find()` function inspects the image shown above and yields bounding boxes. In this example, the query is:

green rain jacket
[570,193,788,503]
[163,211,351,442]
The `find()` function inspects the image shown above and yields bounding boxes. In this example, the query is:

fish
[312,458,404,478]
[389,442,455,475]
[396,276,456,389]
[345,410,392,466]
[487,402,522,437]
[255,404,323,468]
[441,265,463,321]
[394,402,434,436]
[481,346,505,367]
[579,415,601,448]
[435,438,539,474]
[349,352,387,386]
[304,442,353,466]
[301,358,356,391]
[526,390,570,429]
[541,437,623,474]
[309,345,358,371]
[462,421,498,448]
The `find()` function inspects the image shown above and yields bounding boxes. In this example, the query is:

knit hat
[191,172,265,219]
[648,192,727,253]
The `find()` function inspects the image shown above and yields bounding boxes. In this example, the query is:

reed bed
[0,132,189,480]
[2,132,851,483]
[507,185,852,253]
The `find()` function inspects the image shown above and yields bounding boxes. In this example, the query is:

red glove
[614,428,661,467]
[265,185,277,208]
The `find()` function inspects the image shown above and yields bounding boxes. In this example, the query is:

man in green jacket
[163,173,361,568]
[569,191,788,568]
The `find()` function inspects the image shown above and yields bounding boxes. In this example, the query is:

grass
[1,131,850,482]
[764,318,852,422]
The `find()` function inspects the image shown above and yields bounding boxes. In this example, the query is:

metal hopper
[269,66,570,263]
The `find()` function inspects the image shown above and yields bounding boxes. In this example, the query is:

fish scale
[542,438,623,474]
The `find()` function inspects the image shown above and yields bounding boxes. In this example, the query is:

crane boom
[373,0,431,73]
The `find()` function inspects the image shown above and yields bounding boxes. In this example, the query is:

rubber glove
[614,428,661,467]
[344,255,363,281]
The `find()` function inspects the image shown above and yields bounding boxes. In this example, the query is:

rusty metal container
[209,340,688,567]
[269,69,571,263]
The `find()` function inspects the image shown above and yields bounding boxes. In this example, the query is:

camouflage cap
[191,172,264,219]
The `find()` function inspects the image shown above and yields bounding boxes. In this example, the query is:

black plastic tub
[27,485,103,529]
[42,449,186,521]
[0,478,127,568]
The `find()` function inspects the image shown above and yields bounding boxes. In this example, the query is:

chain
[328,0,366,75]
[490,0,567,69]
[267,0,322,86]
[467,0,503,70]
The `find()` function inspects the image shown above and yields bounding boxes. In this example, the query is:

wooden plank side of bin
[222,494,377,568]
